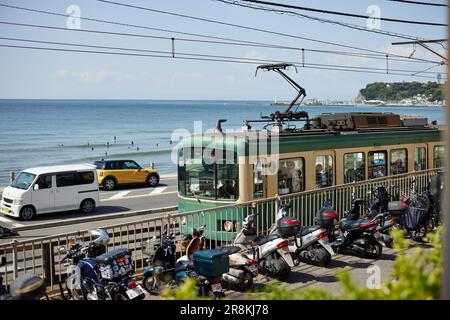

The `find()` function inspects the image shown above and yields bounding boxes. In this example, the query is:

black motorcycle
[367,186,409,247]
[330,198,385,259]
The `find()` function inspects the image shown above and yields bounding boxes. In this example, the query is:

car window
[35,174,52,189]
[56,172,79,187]
[122,161,140,170]
[105,161,120,170]
[78,171,95,184]
[94,161,104,169]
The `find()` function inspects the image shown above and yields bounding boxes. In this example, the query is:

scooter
[269,199,337,267]
[217,246,258,291]
[233,206,294,281]
[329,199,385,259]
[141,224,177,294]
[367,186,409,246]
[174,225,227,299]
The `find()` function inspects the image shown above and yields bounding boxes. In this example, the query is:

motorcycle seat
[255,234,279,246]
[215,246,241,255]
[299,226,321,237]
[175,260,193,273]
[339,218,368,231]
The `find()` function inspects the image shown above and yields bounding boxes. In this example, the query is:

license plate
[248,264,258,275]
[126,285,145,299]
[211,283,222,292]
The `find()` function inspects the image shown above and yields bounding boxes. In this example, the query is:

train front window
[434,145,445,168]
[415,147,427,171]
[217,161,239,200]
[368,151,387,179]
[180,147,239,200]
[390,149,407,175]
[344,152,365,183]
[278,158,305,194]
[315,155,333,188]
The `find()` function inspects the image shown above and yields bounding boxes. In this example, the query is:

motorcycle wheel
[237,272,253,291]
[274,258,291,281]
[364,242,382,259]
[142,274,161,295]
[111,292,129,300]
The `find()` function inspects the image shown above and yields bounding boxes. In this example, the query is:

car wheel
[146,174,160,187]
[103,177,116,191]
[19,206,35,221]
[80,199,96,214]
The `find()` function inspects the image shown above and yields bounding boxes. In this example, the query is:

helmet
[88,228,110,245]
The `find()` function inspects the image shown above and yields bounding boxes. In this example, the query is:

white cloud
[53,69,138,83]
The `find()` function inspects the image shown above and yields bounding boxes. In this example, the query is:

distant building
[354,92,365,104]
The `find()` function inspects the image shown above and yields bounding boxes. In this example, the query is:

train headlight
[223,221,233,232]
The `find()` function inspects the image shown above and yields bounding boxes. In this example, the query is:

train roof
[177,112,444,154]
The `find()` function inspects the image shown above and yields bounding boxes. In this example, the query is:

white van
[0,164,100,221]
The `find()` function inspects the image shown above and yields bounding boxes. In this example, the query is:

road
[0,175,178,243]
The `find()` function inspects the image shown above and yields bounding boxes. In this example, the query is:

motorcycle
[329,199,385,259]
[59,229,145,300]
[217,245,258,291]
[269,198,336,267]
[233,206,294,281]
[141,224,178,295]
[367,186,409,247]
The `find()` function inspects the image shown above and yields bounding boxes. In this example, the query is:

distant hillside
[358,81,444,102]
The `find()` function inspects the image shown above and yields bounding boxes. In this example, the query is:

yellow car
[94,160,160,190]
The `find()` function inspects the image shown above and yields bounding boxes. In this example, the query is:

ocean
[0,99,445,187]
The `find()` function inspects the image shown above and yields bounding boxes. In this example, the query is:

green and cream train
[176,111,444,239]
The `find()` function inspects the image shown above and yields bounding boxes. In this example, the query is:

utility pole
[443,5,450,300]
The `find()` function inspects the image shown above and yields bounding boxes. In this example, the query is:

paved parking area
[143,246,406,300]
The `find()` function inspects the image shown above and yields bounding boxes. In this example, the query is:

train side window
[343,152,365,183]
[254,161,265,198]
[434,145,445,168]
[368,151,387,179]
[315,155,333,188]
[415,147,427,171]
[390,149,407,175]
[278,158,305,194]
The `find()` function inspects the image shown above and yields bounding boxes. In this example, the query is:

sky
[0,0,447,100]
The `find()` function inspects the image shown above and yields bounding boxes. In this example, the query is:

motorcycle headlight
[13,199,23,205]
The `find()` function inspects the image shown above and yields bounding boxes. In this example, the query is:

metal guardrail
[0,168,441,292]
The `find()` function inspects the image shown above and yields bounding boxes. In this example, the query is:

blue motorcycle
[59,229,145,300]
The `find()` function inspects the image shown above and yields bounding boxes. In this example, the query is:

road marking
[101,191,178,202]
[149,186,167,196]
[0,216,24,227]
[108,191,131,200]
